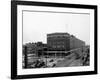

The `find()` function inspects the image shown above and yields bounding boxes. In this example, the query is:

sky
[23,11,90,45]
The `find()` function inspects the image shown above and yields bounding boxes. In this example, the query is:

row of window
[48,41,65,45]
[52,45,65,48]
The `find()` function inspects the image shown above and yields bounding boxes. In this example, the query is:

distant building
[47,33,70,51]
[47,33,85,51]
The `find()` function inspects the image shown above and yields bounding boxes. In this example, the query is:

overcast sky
[23,11,90,45]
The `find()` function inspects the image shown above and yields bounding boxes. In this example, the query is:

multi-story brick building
[47,33,70,51]
[47,33,85,51]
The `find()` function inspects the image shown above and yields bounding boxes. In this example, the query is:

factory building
[47,33,70,51]
[47,33,85,51]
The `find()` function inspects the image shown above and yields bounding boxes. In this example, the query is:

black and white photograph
[11,1,97,79]
[22,9,90,69]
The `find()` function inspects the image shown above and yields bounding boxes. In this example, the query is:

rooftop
[47,32,70,37]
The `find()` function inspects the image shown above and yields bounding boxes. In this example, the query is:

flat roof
[47,32,70,36]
